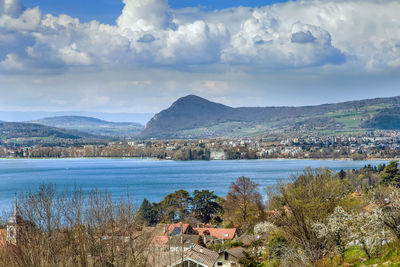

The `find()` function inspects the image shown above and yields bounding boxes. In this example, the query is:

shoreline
[0,157,395,161]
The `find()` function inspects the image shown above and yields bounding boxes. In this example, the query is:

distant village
[0,131,399,160]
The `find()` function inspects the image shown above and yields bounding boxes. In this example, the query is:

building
[168,223,197,236]
[215,247,246,266]
[169,244,219,267]
[194,228,237,241]
[6,197,23,245]
[210,149,228,160]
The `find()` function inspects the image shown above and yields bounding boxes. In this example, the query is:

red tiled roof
[194,228,236,240]
[151,235,169,246]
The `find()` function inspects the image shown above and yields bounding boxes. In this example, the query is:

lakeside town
[1,0,400,265]
[1,131,399,160]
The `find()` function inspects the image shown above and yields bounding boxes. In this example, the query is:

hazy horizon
[0,0,399,113]
[1,94,399,124]
[0,111,154,124]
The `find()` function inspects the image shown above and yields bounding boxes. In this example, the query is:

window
[217,263,222,266]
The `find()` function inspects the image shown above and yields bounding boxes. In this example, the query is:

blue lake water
[0,158,389,212]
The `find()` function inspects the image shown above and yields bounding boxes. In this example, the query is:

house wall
[210,150,227,160]
[214,253,239,267]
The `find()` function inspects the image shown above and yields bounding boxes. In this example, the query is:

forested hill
[141,95,400,138]
[0,122,98,144]
[30,116,144,137]
[361,107,400,130]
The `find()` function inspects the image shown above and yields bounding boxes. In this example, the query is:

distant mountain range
[1,95,400,143]
[0,116,144,144]
[141,95,400,138]
[0,111,154,125]
[0,122,98,143]
[30,116,144,137]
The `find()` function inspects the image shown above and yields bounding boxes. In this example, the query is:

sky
[0,0,400,116]
[21,0,288,24]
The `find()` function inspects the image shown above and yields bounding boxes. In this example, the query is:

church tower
[6,195,21,245]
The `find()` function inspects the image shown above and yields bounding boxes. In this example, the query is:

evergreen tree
[379,161,400,187]
[192,190,222,223]
[338,169,346,180]
[138,198,158,226]
[378,164,386,173]
[157,190,191,222]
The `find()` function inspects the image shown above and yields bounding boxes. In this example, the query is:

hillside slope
[141,95,400,138]
[30,116,144,137]
[361,107,400,130]
[0,122,99,144]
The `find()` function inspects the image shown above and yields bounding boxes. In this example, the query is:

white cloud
[0,0,399,73]
[117,0,172,31]
[0,0,24,18]
[0,53,24,70]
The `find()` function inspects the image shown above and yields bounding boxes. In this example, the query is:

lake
[0,158,389,212]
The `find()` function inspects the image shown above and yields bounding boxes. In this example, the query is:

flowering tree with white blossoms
[313,206,393,260]
[372,186,400,240]
[254,221,277,236]
[312,206,352,260]
[349,210,391,259]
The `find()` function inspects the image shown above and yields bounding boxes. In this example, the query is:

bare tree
[223,176,264,233]
[1,184,151,267]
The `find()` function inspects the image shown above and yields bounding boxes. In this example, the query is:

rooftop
[194,227,237,240]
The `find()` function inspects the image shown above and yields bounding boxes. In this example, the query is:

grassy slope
[180,103,395,138]
[341,243,400,266]
[261,242,400,266]
[143,95,400,138]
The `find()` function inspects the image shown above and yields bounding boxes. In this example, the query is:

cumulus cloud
[0,0,400,72]
[0,0,24,17]
[117,0,172,31]
[291,31,316,44]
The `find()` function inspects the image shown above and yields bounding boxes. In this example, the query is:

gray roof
[171,244,218,267]
[167,234,200,247]
[225,247,246,259]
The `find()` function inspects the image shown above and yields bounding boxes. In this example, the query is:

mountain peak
[177,94,204,101]
[142,95,234,137]
[173,95,214,106]
[141,95,400,139]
